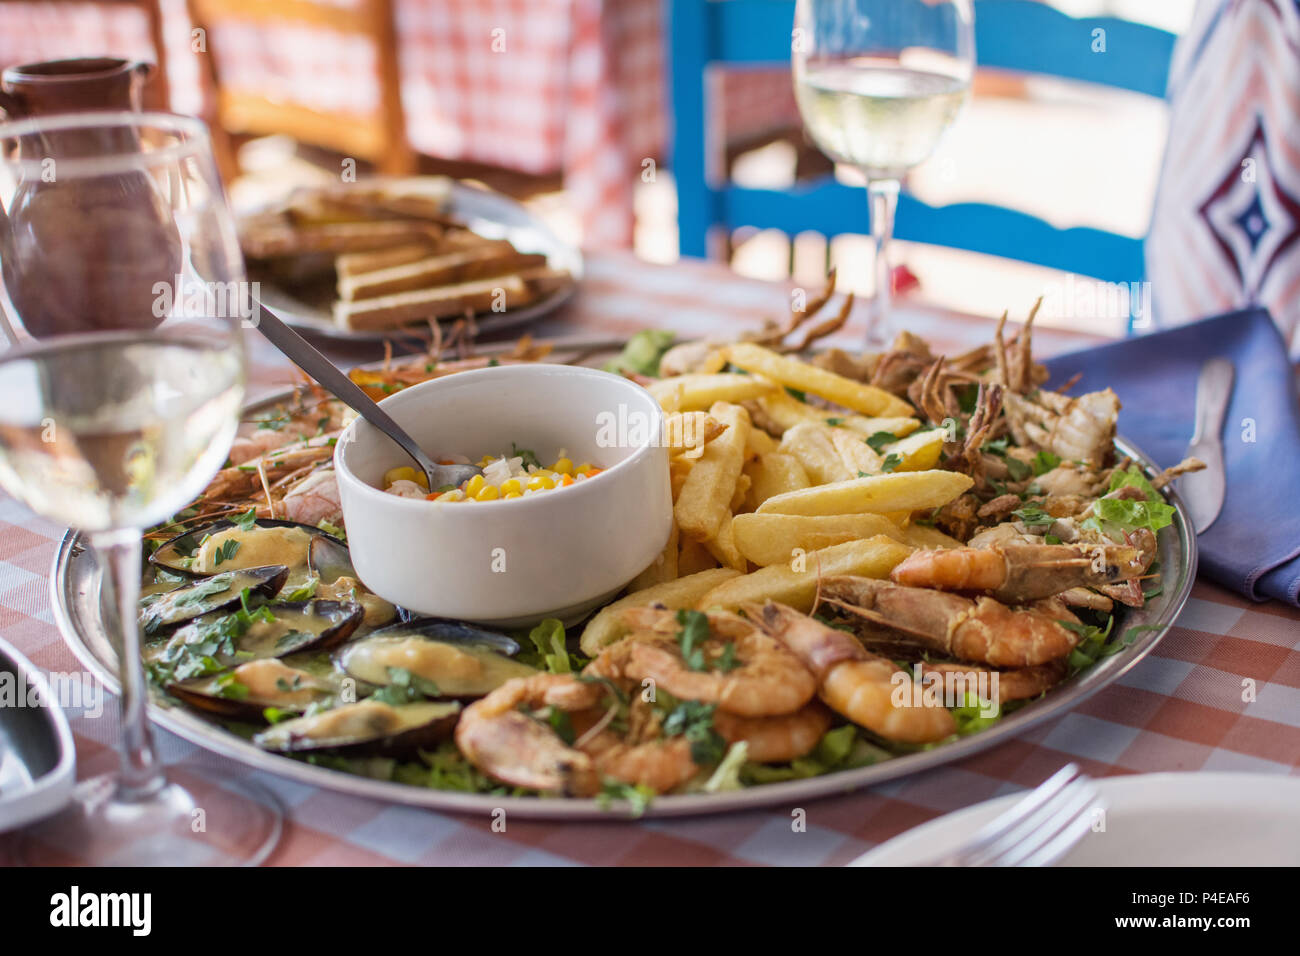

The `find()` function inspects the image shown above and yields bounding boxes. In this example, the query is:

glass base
[16,770,283,866]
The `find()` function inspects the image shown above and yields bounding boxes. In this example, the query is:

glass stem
[866,177,900,351]
[91,527,165,799]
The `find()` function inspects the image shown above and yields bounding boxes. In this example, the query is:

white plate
[252,180,582,342]
[851,772,1300,866]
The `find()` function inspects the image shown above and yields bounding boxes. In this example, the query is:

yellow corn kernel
[500,478,523,496]
[475,484,500,501]
[385,465,418,486]
[503,490,522,499]
[527,474,556,491]
[574,462,593,474]
[551,457,574,476]
[479,455,494,467]
[412,472,428,489]
[465,474,485,498]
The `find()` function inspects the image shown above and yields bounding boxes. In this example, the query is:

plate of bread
[238,176,580,340]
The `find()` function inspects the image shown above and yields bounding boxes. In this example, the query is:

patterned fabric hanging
[1146,0,1300,357]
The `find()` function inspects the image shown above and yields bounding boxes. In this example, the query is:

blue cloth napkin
[1043,307,1300,606]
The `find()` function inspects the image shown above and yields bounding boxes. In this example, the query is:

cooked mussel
[139,565,289,633]
[307,533,355,584]
[148,599,364,671]
[169,658,338,721]
[336,618,533,699]
[252,700,461,756]
[150,518,346,578]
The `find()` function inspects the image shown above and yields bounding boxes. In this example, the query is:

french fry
[732,512,904,566]
[756,470,974,516]
[745,426,779,457]
[675,402,749,540]
[696,536,914,611]
[898,523,966,550]
[647,373,777,412]
[777,422,855,484]
[723,342,914,417]
[838,415,923,439]
[663,411,727,459]
[678,536,720,576]
[628,521,679,590]
[744,452,811,510]
[669,457,693,501]
[882,428,946,472]
[704,513,749,572]
[578,568,741,657]
[729,473,752,513]
[828,426,885,476]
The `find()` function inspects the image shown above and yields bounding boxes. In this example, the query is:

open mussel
[335,618,534,699]
[252,700,461,756]
[147,599,364,674]
[150,517,346,578]
[139,565,288,634]
[169,658,338,721]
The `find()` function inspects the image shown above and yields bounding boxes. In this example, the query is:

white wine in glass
[793,0,974,347]
[0,112,282,865]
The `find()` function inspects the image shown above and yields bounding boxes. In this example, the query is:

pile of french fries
[239,177,571,333]
[579,342,975,657]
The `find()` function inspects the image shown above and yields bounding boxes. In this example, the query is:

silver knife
[1181,358,1234,533]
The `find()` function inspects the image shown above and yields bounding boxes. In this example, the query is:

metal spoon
[252,302,482,490]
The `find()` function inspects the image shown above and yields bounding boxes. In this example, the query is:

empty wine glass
[0,112,282,865]
[793,0,974,347]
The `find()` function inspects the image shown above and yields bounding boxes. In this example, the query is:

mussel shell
[252,700,460,756]
[150,518,346,577]
[307,533,355,585]
[153,599,364,666]
[168,661,338,722]
[336,629,535,699]
[139,565,289,633]
[365,617,521,656]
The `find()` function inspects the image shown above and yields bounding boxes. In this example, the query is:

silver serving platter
[50,392,1197,819]
[253,180,582,343]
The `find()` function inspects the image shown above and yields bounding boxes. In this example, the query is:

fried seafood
[890,540,1147,603]
[918,659,1068,704]
[615,606,817,717]
[712,703,834,763]
[819,576,1081,668]
[747,602,957,744]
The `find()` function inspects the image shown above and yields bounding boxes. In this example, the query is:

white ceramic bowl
[334,364,672,627]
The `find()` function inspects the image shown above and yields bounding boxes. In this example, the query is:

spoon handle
[253,303,443,480]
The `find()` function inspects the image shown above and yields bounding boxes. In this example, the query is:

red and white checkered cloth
[1,252,1295,866]
[0,1,804,249]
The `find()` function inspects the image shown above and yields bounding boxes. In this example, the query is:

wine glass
[0,112,282,865]
[793,0,974,347]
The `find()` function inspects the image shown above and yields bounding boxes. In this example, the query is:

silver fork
[923,763,1105,866]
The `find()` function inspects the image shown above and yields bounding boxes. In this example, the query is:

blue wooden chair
[668,0,1177,284]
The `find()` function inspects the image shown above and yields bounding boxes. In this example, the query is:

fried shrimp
[617,606,817,717]
[890,540,1146,603]
[746,602,957,744]
[577,730,700,794]
[712,703,833,763]
[918,659,1068,704]
[820,576,1080,668]
[455,674,605,796]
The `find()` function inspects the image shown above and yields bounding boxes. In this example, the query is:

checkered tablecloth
[2,251,1297,866]
[0,1,801,249]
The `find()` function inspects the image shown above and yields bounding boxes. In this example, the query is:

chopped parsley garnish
[1012,504,1053,530]
[213,539,240,566]
[369,666,442,706]
[824,417,844,427]
[880,453,903,473]
[282,578,319,602]
[662,699,726,765]
[865,431,898,453]
[233,507,258,532]
[511,443,542,471]
[1032,450,1062,475]
[784,387,808,402]
[675,609,711,671]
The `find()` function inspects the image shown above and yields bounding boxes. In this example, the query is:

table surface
[3,251,1297,866]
